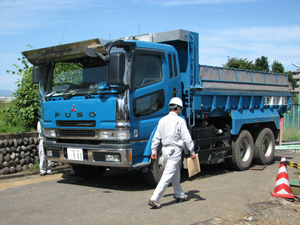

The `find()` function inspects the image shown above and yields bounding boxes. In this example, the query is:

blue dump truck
[23,30,292,186]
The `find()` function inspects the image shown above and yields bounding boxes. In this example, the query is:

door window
[132,50,163,89]
[173,55,178,77]
[133,89,165,117]
[168,54,173,78]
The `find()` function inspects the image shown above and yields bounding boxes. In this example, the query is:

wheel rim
[262,135,272,157]
[239,138,251,162]
[158,152,165,171]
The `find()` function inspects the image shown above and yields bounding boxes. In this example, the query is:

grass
[29,161,40,173]
[282,128,300,141]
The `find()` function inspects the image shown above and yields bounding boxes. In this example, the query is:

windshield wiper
[85,89,99,99]
[45,91,64,100]
[85,85,129,99]
[62,90,77,100]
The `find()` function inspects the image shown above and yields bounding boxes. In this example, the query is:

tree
[223,57,254,70]
[4,52,39,130]
[253,56,269,72]
[286,71,297,90]
[271,60,285,73]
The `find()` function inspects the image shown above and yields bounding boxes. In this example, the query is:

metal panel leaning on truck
[22,29,293,186]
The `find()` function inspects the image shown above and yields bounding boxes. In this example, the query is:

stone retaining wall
[0,132,40,175]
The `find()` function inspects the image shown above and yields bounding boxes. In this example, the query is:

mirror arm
[97,52,109,62]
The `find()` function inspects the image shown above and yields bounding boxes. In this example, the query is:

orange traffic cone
[270,157,294,199]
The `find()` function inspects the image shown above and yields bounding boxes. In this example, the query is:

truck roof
[120,29,193,43]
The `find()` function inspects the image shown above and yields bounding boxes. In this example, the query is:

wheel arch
[143,125,158,157]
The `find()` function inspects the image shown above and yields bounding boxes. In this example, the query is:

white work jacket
[151,112,195,158]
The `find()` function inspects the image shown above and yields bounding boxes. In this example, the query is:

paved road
[0,150,299,225]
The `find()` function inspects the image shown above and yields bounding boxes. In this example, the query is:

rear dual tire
[227,128,275,170]
[228,130,254,171]
[253,128,275,165]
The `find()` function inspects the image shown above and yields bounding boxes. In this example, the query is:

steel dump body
[188,65,291,134]
[200,65,290,94]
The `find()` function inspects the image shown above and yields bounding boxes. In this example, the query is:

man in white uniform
[37,121,52,176]
[148,97,195,209]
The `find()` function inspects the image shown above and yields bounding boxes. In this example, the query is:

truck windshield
[45,58,107,98]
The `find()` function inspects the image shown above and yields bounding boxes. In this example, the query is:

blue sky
[0,0,299,92]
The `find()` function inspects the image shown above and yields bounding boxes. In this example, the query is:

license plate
[67,148,83,161]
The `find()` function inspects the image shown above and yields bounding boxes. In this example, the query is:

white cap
[169,97,183,108]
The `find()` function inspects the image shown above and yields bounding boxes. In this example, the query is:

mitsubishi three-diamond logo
[71,104,77,112]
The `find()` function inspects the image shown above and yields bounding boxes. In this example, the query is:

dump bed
[199,65,290,94]
[186,65,293,133]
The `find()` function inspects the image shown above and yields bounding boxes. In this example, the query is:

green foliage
[253,56,269,72]
[53,62,82,85]
[0,102,29,133]
[287,71,297,90]
[223,57,254,70]
[271,60,285,73]
[4,51,39,131]
[29,161,40,172]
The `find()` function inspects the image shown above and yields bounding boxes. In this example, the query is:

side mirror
[108,52,125,86]
[85,48,100,58]
[32,66,41,84]
[85,48,108,62]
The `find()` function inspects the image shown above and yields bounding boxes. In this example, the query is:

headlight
[99,129,130,140]
[105,154,121,162]
[43,129,57,138]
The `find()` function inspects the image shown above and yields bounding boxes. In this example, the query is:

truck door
[129,48,180,162]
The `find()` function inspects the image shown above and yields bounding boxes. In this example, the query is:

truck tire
[229,130,254,171]
[253,128,275,165]
[72,164,106,179]
[143,145,165,187]
[143,145,183,187]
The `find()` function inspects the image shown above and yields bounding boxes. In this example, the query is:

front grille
[57,129,96,137]
[56,120,96,127]
[56,139,101,145]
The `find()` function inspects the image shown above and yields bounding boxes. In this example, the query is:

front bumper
[43,140,132,168]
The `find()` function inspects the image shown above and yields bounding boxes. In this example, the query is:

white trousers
[150,153,185,203]
[39,140,52,174]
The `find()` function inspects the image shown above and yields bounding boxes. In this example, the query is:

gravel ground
[236,197,300,225]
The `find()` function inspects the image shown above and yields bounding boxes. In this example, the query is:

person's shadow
[156,190,206,208]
